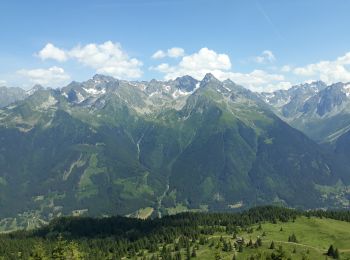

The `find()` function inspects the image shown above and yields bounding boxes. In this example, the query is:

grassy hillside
[123,216,350,259]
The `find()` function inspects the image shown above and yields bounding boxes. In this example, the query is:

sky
[1,0,350,92]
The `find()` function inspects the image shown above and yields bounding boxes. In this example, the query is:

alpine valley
[0,74,349,231]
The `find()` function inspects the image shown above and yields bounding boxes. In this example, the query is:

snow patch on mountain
[83,87,106,96]
[342,83,350,97]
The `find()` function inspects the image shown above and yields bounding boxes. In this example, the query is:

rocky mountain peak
[26,84,45,96]
[200,73,220,86]
[174,75,199,92]
[92,74,117,83]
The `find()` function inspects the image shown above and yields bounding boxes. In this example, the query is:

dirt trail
[208,236,326,254]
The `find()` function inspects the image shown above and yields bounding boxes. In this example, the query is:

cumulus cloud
[152,47,285,92]
[38,43,68,62]
[152,50,166,59]
[254,50,276,64]
[0,80,6,86]
[266,81,293,92]
[151,47,185,59]
[227,70,286,92]
[17,66,70,87]
[152,47,231,79]
[293,52,350,84]
[37,41,143,79]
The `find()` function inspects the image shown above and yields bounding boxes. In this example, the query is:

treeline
[9,206,298,240]
[306,209,350,222]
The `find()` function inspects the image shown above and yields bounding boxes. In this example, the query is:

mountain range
[0,74,349,231]
[261,81,350,144]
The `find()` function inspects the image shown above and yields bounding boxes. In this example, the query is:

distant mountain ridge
[0,86,27,108]
[261,81,350,143]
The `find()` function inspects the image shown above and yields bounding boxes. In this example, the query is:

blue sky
[1,0,350,91]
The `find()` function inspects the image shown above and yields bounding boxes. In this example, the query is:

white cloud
[151,47,185,59]
[0,80,6,86]
[266,81,293,92]
[37,43,68,62]
[152,50,166,59]
[152,47,231,80]
[254,50,276,64]
[37,41,143,79]
[152,47,286,92]
[293,52,350,84]
[17,66,70,87]
[281,65,292,72]
[167,47,185,58]
[227,70,286,92]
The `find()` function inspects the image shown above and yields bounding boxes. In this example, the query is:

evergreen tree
[288,233,298,243]
[51,235,68,260]
[276,245,286,259]
[29,242,48,260]
[174,251,182,260]
[215,250,222,260]
[186,244,191,260]
[191,247,197,257]
[327,245,335,257]
[269,241,275,249]
[257,223,262,230]
[256,237,262,247]
[223,240,232,252]
[247,239,253,248]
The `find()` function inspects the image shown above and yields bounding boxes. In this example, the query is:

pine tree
[186,244,191,260]
[288,233,298,243]
[51,234,67,260]
[191,247,197,257]
[269,241,275,249]
[257,223,262,231]
[223,240,232,252]
[256,237,262,247]
[29,242,48,260]
[247,239,253,248]
[215,250,222,260]
[327,245,335,257]
[174,251,182,260]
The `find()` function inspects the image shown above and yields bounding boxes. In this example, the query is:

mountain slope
[0,74,347,230]
[0,86,27,108]
[168,78,338,211]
